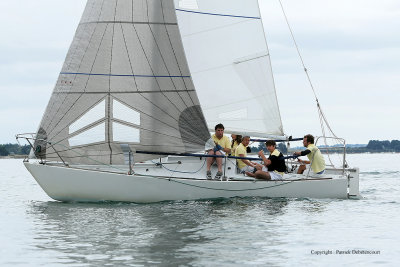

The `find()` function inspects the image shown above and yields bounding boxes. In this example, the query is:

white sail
[34,0,210,165]
[175,0,284,138]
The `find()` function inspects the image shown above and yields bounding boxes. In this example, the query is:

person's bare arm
[239,154,255,167]
[298,159,310,164]
[258,150,271,166]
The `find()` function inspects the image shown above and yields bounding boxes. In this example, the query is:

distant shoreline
[0,155,27,159]
[1,152,399,161]
[1,140,399,158]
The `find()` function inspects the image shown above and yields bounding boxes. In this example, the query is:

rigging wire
[278,0,345,166]
[278,0,336,135]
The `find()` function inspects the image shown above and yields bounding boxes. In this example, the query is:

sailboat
[18,0,360,203]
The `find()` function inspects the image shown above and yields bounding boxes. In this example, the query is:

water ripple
[1,157,400,266]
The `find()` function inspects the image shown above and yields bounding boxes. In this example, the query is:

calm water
[1,154,399,266]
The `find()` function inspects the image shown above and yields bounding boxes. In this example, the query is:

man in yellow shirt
[294,134,326,175]
[235,136,256,173]
[207,123,231,179]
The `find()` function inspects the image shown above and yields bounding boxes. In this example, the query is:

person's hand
[213,144,222,152]
[258,150,264,157]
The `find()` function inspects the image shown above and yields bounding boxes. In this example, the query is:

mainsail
[175,0,284,138]
[34,0,210,165]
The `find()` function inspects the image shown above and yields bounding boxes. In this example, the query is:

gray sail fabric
[34,0,210,165]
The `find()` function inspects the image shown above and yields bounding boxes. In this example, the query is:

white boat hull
[24,160,360,203]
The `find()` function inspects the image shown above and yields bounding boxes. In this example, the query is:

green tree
[366,140,398,152]
[366,140,383,151]
[278,143,288,154]
[391,140,400,152]
[21,145,31,155]
[0,146,9,156]
[256,142,267,153]
[0,143,30,155]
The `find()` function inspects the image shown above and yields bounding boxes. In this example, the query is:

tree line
[0,144,31,156]
[365,140,400,152]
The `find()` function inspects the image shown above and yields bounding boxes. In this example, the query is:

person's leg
[207,151,216,171]
[255,170,271,180]
[297,165,306,174]
[245,171,256,177]
[254,163,263,171]
[215,151,223,172]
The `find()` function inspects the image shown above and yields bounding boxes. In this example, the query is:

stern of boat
[348,167,361,199]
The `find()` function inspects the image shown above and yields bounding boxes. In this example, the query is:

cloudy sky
[0,0,399,145]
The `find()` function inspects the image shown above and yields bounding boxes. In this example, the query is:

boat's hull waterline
[24,160,360,203]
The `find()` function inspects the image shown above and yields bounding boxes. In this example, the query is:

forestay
[33,0,210,165]
[175,0,284,138]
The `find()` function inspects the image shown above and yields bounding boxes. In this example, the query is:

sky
[0,0,399,145]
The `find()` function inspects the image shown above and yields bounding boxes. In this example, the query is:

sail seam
[118,4,191,141]
[148,2,189,111]
[80,21,178,25]
[125,0,183,122]
[53,90,196,94]
[161,1,196,108]
[119,23,139,91]
[46,19,110,139]
[176,9,261,20]
[45,0,107,138]
[41,1,98,131]
[140,0,184,116]
[117,24,180,126]
[60,72,190,78]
